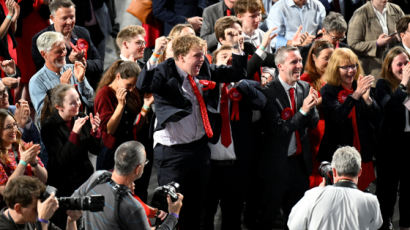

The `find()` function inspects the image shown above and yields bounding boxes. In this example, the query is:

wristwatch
[398,83,407,93]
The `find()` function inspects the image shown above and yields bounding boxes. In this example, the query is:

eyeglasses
[3,122,18,130]
[327,32,346,42]
[136,40,146,47]
[338,64,358,71]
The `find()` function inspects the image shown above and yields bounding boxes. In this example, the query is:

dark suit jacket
[261,78,319,179]
[318,82,380,162]
[152,0,206,35]
[149,54,247,131]
[200,1,224,53]
[31,25,103,88]
[374,79,409,159]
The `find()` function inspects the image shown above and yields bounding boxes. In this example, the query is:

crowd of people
[0,0,409,229]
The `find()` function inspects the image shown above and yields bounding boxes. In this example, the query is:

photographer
[0,176,80,230]
[287,146,382,230]
[72,141,183,230]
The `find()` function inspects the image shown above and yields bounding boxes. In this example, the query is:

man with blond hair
[116,25,147,68]
[146,34,246,229]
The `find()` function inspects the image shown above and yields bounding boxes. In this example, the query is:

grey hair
[331,146,362,177]
[274,46,299,67]
[323,12,347,34]
[36,31,65,53]
[114,141,146,175]
[49,0,75,15]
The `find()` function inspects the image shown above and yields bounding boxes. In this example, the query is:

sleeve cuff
[255,49,267,61]
[69,131,80,145]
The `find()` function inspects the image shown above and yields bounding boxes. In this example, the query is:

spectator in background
[200,0,237,53]
[300,12,348,66]
[266,0,325,49]
[29,31,94,124]
[31,0,103,89]
[396,15,410,54]
[347,0,404,78]
[0,0,19,63]
[318,48,379,191]
[375,47,410,230]
[0,59,19,102]
[152,0,205,35]
[300,39,334,188]
[0,109,46,195]
[287,146,383,230]
[40,84,100,228]
[235,0,265,51]
[116,25,147,69]
[94,61,153,171]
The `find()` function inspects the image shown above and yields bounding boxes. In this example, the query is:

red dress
[300,73,325,188]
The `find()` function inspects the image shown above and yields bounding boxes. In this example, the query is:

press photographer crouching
[72,141,183,230]
[0,176,81,230]
[287,146,383,230]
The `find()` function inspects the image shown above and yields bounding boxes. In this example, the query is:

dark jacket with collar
[31,25,103,88]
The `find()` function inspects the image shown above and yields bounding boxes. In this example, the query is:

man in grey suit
[200,0,236,53]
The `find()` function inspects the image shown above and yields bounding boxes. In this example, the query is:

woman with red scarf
[318,48,380,191]
[300,39,334,187]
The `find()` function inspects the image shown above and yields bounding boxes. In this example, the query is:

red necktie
[289,88,302,155]
[187,75,213,138]
[220,84,231,147]
[226,9,231,16]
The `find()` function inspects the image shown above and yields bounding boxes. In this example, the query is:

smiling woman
[0,109,47,197]
[318,48,380,191]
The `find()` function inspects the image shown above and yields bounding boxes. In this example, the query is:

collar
[403,43,410,55]
[43,64,65,77]
[371,4,387,15]
[287,0,310,9]
[120,54,130,61]
[175,64,188,80]
[222,1,234,15]
[278,74,297,91]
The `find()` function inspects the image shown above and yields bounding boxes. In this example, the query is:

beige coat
[347,1,404,77]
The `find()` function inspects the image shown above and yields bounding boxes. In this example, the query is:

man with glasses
[72,141,183,230]
[300,12,349,67]
[116,25,148,69]
[31,0,103,89]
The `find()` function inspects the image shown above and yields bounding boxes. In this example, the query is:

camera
[319,161,333,185]
[150,182,180,211]
[41,185,104,212]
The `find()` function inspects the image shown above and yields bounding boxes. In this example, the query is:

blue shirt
[266,0,326,49]
[29,64,94,122]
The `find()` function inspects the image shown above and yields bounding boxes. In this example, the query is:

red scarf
[338,88,361,152]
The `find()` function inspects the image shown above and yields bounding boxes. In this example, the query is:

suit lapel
[296,81,305,110]
[272,78,291,110]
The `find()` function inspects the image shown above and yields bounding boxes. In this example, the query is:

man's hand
[376,33,396,47]
[60,69,72,84]
[68,48,85,64]
[15,99,30,128]
[301,87,318,113]
[2,77,19,88]
[74,61,86,82]
[167,193,183,215]
[261,27,278,49]
[1,59,16,76]
[37,193,59,222]
[187,16,203,32]
[288,25,314,47]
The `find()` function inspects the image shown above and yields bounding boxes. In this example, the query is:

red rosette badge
[281,107,294,120]
[199,80,216,91]
[228,88,242,121]
[70,38,89,60]
[338,90,352,104]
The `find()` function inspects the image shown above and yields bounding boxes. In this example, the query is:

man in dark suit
[200,0,236,53]
[31,0,103,89]
[146,34,246,230]
[261,46,319,229]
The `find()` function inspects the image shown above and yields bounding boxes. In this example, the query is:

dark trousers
[376,132,410,228]
[261,154,309,230]
[154,137,211,230]
[201,160,244,230]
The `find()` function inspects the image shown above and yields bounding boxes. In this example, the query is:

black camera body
[319,161,334,185]
[41,185,104,212]
[150,182,180,212]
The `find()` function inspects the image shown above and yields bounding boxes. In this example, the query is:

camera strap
[333,180,358,189]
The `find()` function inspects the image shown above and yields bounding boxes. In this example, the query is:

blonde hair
[172,35,206,61]
[116,25,146,49]
[323,48,363,86]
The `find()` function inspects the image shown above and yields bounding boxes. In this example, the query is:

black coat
[41,111,101,196]
[318,82,380,162]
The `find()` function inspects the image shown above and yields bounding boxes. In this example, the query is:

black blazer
[261,78,319,176]
[150,54,247,131]
[41,111,101,196]
[31,25,103,88]
[244,42,276,80]
[318,82,380,162]
[374,79,409,158]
